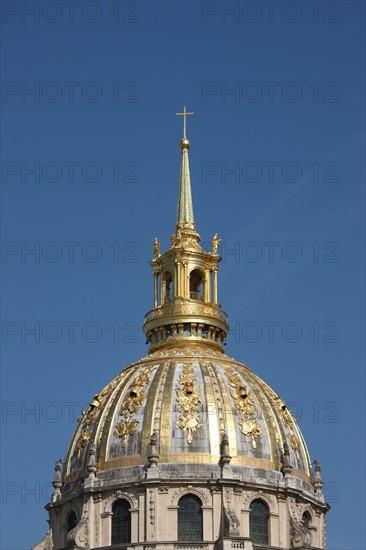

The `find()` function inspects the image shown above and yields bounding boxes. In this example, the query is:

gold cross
[176,102,194,138]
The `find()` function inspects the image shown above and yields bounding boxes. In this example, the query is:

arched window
[178,494,203,541]
[302,511,311,528]
[189,269,204,301]
[67,511,77,532]
[163,271,173,302]
[249,499,269,545]
[112,499,131,545]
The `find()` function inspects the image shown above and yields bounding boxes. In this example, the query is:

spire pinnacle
[176,102,194,140]
[176,103,195,229]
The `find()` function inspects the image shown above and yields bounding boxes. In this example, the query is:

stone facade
[38,461,327,550]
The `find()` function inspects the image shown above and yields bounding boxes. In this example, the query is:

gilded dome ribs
[140,360,170,463]
[69,372,125,470]
[152,361,170,435]
[159,359,175,461]
[211,362,238,456]
[259,378,311,474]
[205,362,226,437]
[63,352,313,480]
[201,361,224,458]
[242,368,282,464]
[95,371,126,449]
[99,364,139,466]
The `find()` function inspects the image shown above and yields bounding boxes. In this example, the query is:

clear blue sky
[1,1,364,548]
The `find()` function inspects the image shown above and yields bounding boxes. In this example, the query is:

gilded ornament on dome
[225,366,262,448]
[259,384,303,460]
[114,419,140,445]
[238,418,262,445]
[74,387,114,459]
[272,396,302,460]
[114,366,154,448]
[274,396,297,429]
[74,429,90,459]
[176,363,202,444]
[77,375,121,430]
[77,399,99,427]
[289,433,301,460]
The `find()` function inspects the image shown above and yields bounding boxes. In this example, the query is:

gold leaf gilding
[225,366,262,448]
[176,363,202,444]
[114,367,153,448]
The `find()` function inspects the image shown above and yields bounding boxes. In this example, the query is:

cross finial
[176,102,194,139]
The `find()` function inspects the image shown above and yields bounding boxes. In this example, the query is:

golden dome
[62,106,312,490]
[63,345,312,484]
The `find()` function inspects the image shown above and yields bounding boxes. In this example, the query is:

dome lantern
[144,103,229,353]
